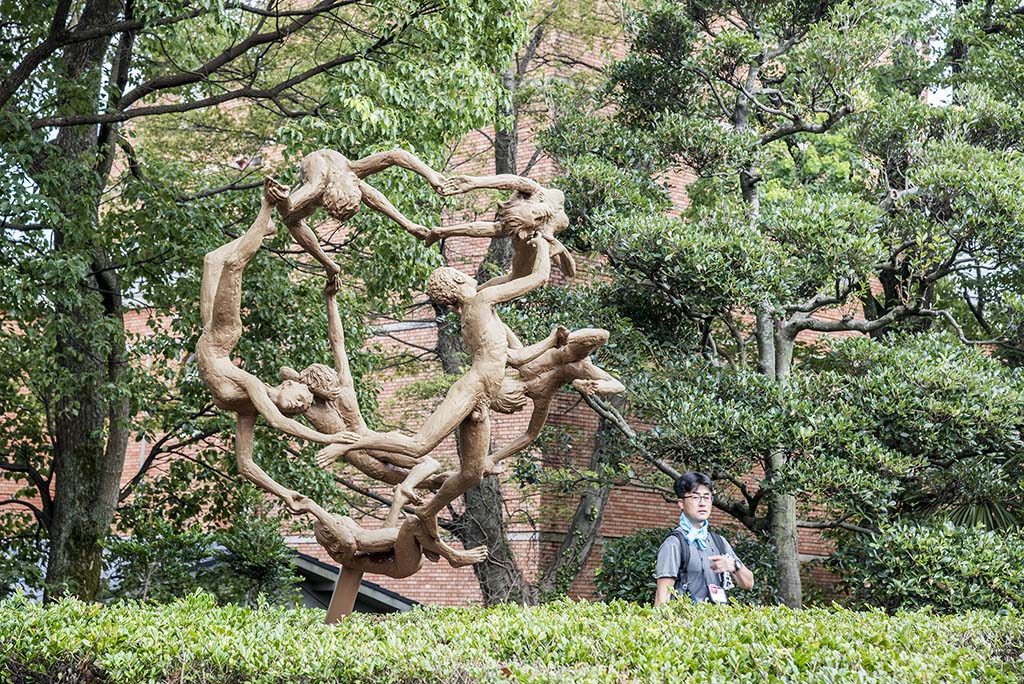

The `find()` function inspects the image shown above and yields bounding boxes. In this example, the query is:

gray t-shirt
[655,528,741,603]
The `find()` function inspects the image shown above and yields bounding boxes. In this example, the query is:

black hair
[674,471,713,499]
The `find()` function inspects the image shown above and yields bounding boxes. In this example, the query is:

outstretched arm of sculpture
[506,325,569,368]
[266,176,342,278]
[425,220,505,245]
[348,149,446,192]
[487,397,552,472]
[481,235,551,305]
[358,181,430,240]
[440,174,542,196]
[241,374,357,445]
[572,373,626,397]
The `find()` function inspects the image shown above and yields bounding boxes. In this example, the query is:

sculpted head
[299,363,343,401]
[427,266,476,307]
[272,379,314,415]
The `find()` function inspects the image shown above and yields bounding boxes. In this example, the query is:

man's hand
[440,175,476,196]
[709,555,738,573]
[430,173,447,195]
[424,229,441,246]
[324,276,339,297]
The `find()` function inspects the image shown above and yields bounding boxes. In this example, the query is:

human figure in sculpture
[487,328,625,474]
[313,508,487,578]
[428,174,576,283]
[281,279,448,526]
[318,236,555,540]
[196,179,358,513]
[270,149,445,278]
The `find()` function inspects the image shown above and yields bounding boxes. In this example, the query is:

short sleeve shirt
[655,528,741,603]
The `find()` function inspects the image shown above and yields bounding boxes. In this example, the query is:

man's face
[677,484,712,523]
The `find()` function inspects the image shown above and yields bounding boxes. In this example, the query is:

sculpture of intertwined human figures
[196,148,624,622]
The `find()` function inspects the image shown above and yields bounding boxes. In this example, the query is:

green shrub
[595,527,779,605]
[830,521,1024,613]
[1,592,1021,683]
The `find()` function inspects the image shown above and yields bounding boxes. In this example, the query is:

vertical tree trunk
[735,60,803,607]
[766,333,802,607]
[536,396,624,600]
[41,0,132,601]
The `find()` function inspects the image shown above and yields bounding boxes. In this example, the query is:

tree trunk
[766,332,802,607]
[536,396,624,600]
[767,452,802,608]
[41,0,132,602]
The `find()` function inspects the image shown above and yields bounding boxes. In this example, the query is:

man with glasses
[654,472,755,605]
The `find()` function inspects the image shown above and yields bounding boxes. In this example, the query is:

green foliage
[0,0,531,597]
[831,522,1024,613]
[595,527,779,607]
[104,510,300,607]
[2,593,1021,682]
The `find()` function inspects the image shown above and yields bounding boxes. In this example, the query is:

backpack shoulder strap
[669,530,691,585]
[709,531,726,556]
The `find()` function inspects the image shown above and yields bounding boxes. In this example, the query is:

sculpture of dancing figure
[428,174,576,282]
[318,236,555,541]
[270,149,445,278]
[281,279,449,526]
[488,328,625,474]
[197,180,359,513]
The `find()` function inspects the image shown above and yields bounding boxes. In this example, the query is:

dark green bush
[1,592,1021,683]
[830,521,1024,613]
[595,526,779,605]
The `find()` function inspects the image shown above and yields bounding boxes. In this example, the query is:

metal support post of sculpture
[195,149,624,623]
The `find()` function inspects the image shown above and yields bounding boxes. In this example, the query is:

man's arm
[441,174,542,196]
[507,326,568,368]
[654,577,676,607]
[324,282,368,432]
[572,362,625,396]
[481,236,551,304]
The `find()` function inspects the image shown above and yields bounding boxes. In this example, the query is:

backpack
[668,529,731,599]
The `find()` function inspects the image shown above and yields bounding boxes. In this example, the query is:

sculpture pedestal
[325,568,364,624]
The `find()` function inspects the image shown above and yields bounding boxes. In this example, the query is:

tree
[541,0,1024,606]
[0,0,528,601]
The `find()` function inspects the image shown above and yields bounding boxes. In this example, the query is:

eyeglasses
[683,494,712,503]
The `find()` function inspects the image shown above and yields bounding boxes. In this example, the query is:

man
[654,472,754,605]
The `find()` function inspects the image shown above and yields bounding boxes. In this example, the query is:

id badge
[708,583,728,605]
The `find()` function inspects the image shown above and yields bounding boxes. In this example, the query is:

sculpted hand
[317,444,343,468]
[440,175,475,196]
[264,177,289,206]
[572,379,601,396]
[424,229,441,246]
[324,276,339,297]
[328,430,360,445]
[430,173,447,194]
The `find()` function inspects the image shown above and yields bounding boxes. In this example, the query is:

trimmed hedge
[831,521,1024,613]
[2,592,1022,683]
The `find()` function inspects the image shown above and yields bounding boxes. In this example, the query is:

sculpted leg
[317,379,479,467]
[385,456,442,527]
[413,407,490,541]
[203,191,278,332]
